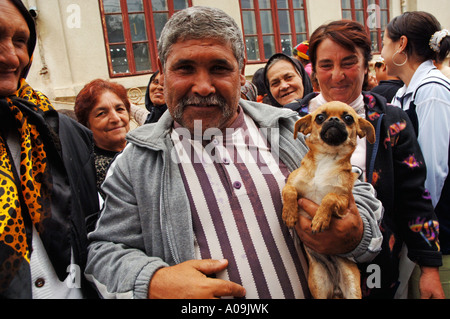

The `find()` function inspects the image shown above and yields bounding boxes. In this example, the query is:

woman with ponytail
[382,11,450,299]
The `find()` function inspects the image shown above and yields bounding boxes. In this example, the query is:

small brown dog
[282,101,375,299]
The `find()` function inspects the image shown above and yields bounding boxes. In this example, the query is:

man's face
[0,0,30,96]
[159,38,246,134]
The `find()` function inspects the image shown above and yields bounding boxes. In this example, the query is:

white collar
[396,60,437,99]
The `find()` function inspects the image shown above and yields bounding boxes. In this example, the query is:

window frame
[99,0,193,78]
[341,0,390,54]
[239,0,310,64]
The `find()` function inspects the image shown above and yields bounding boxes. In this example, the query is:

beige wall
[26,0,154,106]
[23,0,450,109]
[26,1,108,101]
[416,0,450,30]
[306,0,342,32]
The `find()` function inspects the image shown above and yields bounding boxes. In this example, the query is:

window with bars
[99,0,192,77]
[240,0,309,63]
[341,0,389,53]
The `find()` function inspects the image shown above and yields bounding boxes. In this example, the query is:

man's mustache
[178,94,228,109]
[173,94,233,121]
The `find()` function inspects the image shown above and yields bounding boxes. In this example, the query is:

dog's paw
[284,216,297,228]
[282,209,298,228]
[311,212,331,233]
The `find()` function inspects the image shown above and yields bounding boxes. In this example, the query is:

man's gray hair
[158,6,245,71]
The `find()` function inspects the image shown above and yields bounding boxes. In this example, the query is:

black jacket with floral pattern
[286,91,442,298]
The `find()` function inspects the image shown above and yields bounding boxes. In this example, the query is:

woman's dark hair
[251,68,267,96]
[386,11,450,63]
[309,20,373,89]
[75,79,130,127]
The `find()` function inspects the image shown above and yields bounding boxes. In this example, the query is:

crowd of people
[1,0,449,300]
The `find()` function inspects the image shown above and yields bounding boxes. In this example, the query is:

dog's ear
[294,115,312,139]
[357,118,376,144]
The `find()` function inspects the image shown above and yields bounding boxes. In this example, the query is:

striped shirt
[171,107,310,299]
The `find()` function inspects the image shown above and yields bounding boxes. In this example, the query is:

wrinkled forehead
[1,0,36,57]
[0,1,28,28]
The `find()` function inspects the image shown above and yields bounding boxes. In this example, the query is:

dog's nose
[328,117,340,123]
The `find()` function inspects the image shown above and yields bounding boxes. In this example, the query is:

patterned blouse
[94,145,119,197]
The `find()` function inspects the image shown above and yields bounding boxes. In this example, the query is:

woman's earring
[392,50,408,67]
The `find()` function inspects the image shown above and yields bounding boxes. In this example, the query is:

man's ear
[357,118,376,144]
[294,115,312,139]
[157,57,164,85]
[240,59,247,86]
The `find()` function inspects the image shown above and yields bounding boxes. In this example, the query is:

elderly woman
[263,53,313,107]
[0,0,98,298]
[381,11,450,298]
[286,20,444,299]
[75,79,131,194]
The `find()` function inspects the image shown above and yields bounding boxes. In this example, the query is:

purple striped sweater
[171,108,310,299]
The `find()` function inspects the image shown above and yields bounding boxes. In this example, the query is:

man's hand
[148,259,246,299]
[419,266,445,299]
[294,196,363,255]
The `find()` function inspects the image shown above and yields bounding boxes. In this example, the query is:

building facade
[23,0,450,109]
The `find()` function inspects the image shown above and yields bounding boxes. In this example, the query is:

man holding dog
[85,6,383,299]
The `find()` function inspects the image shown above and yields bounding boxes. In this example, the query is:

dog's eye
[343,114,354,125]
[315,114,326,124]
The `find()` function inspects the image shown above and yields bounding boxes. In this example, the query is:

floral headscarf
[0,0,69,297]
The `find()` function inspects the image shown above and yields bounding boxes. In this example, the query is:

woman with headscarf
[0,0,98,298]
[144,70,168,124]
[263,53,313,108]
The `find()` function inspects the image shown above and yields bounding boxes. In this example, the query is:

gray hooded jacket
[85,100,383,299]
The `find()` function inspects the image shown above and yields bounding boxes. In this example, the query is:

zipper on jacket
[159,146,182,265]
[367,113,384,185]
